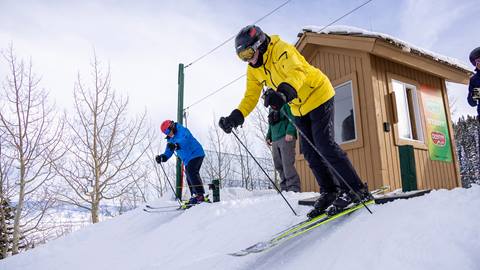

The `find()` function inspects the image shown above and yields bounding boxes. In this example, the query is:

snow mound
[2,186,480,270]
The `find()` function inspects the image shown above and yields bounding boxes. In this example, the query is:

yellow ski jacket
[237,35,335,117]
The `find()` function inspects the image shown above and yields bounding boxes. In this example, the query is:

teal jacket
[266,104,297,142]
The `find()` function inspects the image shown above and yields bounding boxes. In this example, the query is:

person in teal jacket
[155,120,206,204]
[266,104,301,192]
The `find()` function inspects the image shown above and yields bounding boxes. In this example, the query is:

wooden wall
[370,55,459,190]
[296,47,384,192]
[295,46,460,193]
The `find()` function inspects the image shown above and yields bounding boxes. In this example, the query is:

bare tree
[143,138,169,199]
[55,53,150,223]
[447,90,458,118]
[0,46,64,255]
[251,105,278,186]
[251,105,270,144]
[232,128,257,190]
[203,115,233,188]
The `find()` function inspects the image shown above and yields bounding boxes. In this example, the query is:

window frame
[387,73,427,150]
[331,72,363,150]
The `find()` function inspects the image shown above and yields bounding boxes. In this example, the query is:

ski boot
[326,184,373,216]
[307,191,337,219]
[188,194,205,205]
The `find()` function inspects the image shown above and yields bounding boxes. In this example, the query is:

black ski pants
[295,97,363,193]
[186,156,205,195]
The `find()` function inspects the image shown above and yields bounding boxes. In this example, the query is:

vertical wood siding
[369,55,459,190]
[296,46,459,192]
[297,48,383,192]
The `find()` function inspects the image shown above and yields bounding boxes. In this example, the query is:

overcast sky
[1,0,479,145]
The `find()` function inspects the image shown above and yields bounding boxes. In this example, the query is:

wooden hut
[293,26,472,192]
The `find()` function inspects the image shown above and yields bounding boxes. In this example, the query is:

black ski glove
[219,109,244,134]
[167,142,180,151]
[155,154,167,164]
[263,88,286,111]
[267,110,281,125]
[277,82,298,103]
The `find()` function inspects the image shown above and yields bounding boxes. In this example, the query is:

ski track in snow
[1,187,480,270]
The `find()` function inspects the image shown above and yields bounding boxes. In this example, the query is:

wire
[184,0,292,68]
[183,0,375,111]
[314,0,374,33]
[251,0,291,25]
[184,73,245,111]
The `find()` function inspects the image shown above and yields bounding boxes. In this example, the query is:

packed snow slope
[2,186,480,270]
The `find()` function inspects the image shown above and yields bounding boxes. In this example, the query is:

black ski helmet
[469,47,480,66]
[235,25,266,61]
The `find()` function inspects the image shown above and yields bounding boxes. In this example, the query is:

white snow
[302,25,472,72]
[1,186,480,270]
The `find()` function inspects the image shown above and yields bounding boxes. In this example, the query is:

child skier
[155,120,207,204]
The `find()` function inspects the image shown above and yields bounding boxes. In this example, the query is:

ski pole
[158,162,183,207]
[279,108,372,214]
[231,129,298,216]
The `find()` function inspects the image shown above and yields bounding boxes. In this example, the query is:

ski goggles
[237,38,263,62]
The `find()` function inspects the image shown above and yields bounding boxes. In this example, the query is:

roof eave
[371,40,471,84]
[296,32,471,85]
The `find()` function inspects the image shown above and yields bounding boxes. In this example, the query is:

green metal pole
[176,63,185,200]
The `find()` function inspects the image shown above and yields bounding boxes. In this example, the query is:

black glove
[268,110,281,125]
[263,88,286,111]
[219,109,244,133]
[277,82,298,103]
[167,142,180,151]
[155,154,167,164]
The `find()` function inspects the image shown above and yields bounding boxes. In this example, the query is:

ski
[145,204,182,210]
[143,207,182,213]
[229,199,375,256]
[143,197,212,213]
[143,204,191,213]
[268,185,389,242]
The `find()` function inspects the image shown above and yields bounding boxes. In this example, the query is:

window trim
[331,72,363,150]
[387,73,427,150]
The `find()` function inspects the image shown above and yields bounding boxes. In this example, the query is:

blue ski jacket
[162,123,205,166]
[468,69,480,116]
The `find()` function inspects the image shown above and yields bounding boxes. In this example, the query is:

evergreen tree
[0,199,15,259]
[453,115,480,187]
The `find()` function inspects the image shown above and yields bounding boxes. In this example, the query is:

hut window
[392,80,424,142]
[334,81,356,143]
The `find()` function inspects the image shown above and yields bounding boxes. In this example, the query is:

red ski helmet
[160,120,175,135]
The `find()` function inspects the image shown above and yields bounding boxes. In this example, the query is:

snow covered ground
[2,186,480,270]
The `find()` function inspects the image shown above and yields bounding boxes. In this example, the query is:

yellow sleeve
[237,67,262,117]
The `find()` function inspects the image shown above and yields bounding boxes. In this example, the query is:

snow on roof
[302,25,472,73]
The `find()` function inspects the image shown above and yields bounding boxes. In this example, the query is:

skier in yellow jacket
[219,25,370,217]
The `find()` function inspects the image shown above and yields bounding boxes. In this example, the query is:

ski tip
[228,251,248,257]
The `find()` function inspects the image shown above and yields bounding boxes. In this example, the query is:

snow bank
[1,186,480,270]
